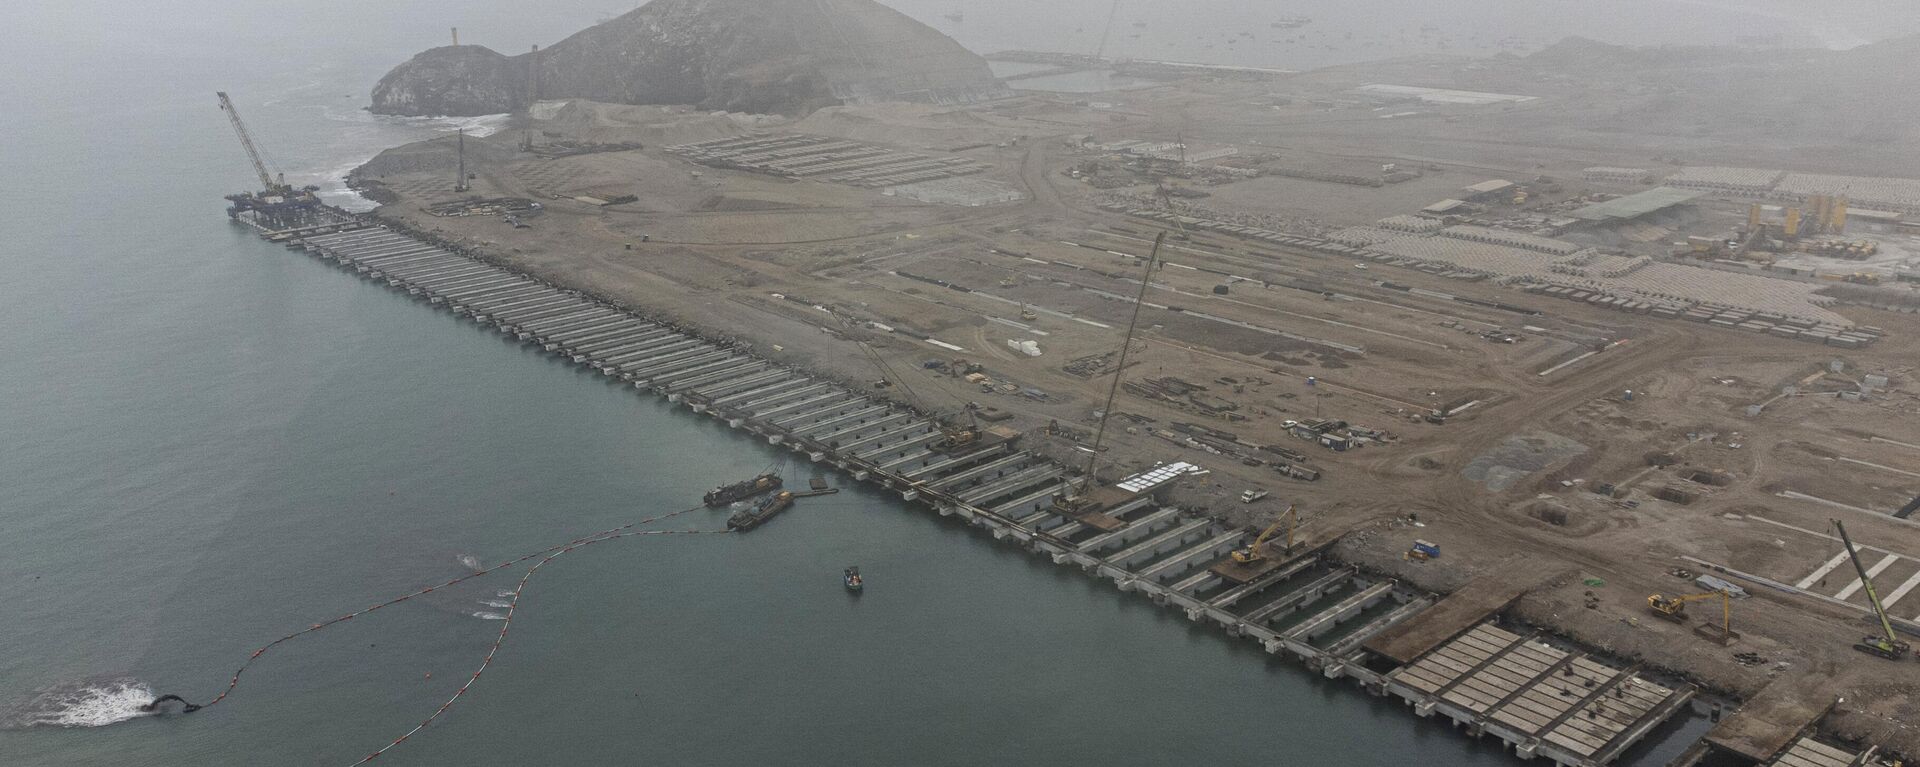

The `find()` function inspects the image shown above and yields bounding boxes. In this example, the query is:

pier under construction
[224,209,1747,767]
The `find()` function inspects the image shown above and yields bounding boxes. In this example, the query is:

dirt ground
[354,53,1920,758]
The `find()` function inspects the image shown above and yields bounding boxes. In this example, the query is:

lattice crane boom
[216,91,284,194]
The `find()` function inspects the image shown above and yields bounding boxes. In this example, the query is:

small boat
[727,490,793,532]
[844,566,863,592]
[704,472,781,507]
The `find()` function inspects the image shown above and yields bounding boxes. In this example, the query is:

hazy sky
[9,0,1919,67]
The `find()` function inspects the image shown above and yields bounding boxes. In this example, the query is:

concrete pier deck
[1364,569,1540,665]
[270,220,1724,766]
[1704,675,1841,764]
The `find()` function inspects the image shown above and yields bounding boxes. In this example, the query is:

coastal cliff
[370,0,1008,117]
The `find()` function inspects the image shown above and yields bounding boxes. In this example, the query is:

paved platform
[1767,735,1860,767]
[1387,622,1692,764]
[1704,674,1840,763]
[1365,571,1536,665]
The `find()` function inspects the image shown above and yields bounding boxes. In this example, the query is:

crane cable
[145,504,713,715]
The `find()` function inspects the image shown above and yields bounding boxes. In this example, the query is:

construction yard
[348,44,1920,761]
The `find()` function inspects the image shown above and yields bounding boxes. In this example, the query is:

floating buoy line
[140,504,731,764]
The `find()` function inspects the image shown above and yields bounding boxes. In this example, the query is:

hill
[370,0,1008,117]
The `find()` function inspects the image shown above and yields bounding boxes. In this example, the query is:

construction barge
[727,490,795,532]
[230,202,1879,767]
[705,472,782,507]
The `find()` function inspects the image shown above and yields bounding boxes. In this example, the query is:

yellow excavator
[1647,589,1739,644]
[1231,505,1296,564]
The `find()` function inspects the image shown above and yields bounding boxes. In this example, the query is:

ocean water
[0,0,1825,763]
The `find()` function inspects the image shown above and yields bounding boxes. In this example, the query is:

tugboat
[844,566,864,593]
[704,472,782,508]
[726,490,794,532]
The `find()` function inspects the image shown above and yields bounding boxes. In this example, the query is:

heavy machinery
[1051,232,1165,519]
[217,91,291,197]
[1647,590,1739,644]
[836,313,996,454]
[1230,504,1296,564]
[216,91,321,219]
[1834,519,1912,660]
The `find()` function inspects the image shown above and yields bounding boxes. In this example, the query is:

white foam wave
[495,590,516,598]
[334,110,513,138]
[480,600,512,609]
[15,678,155,728]
[458,554,483,571]
[470,612,507,621]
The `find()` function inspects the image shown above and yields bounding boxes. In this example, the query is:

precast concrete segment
[840,420,935,456]
[408,271,518,294]
[468,291,572,316]
[957,465,1065,506]
[484,296,582,323]
[409,266,520,290]
[691,370,795,401]
[767,395,869,430]
[807,409,911,444]
[449,284,547,308]
[494,300,595,327]
[1209,558,1319,611]
[323,237,438,257]
[661,360,768,392]
[429,271,532,294]
[374,260,490,283]
[627,353,743,385]
[1326,597,1430,658]
[900,445,1007,481]
[621,350,732,381]
[719,380,825,412]
[853,438,939,469]
[347,247,453,269]
[790,405,896,439]
[1108,518,1214,569]
[1138,530,1245,583]
[1074,508,1181,553]
[877,445,941,472]
[533,311,625,335]
[510,307,605,333]
[1285,581,1395,641]
[569,328,675,357]
[419,273,526,297]
[597,339,709,369]
[361,252,482,274]
[515,305,607,328]
[988,483,1065,517]
[752,391,857,424]
[493,302,589,330]
[924,452,1033,493]
[451,282,548,302]
[1241,568,1358,625]
[1172,570,1218,594]
[539,318,632,346]
[374,254,484,276]
[587,336,697,365]
[339,249,454,270]
[493,297,593,322]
